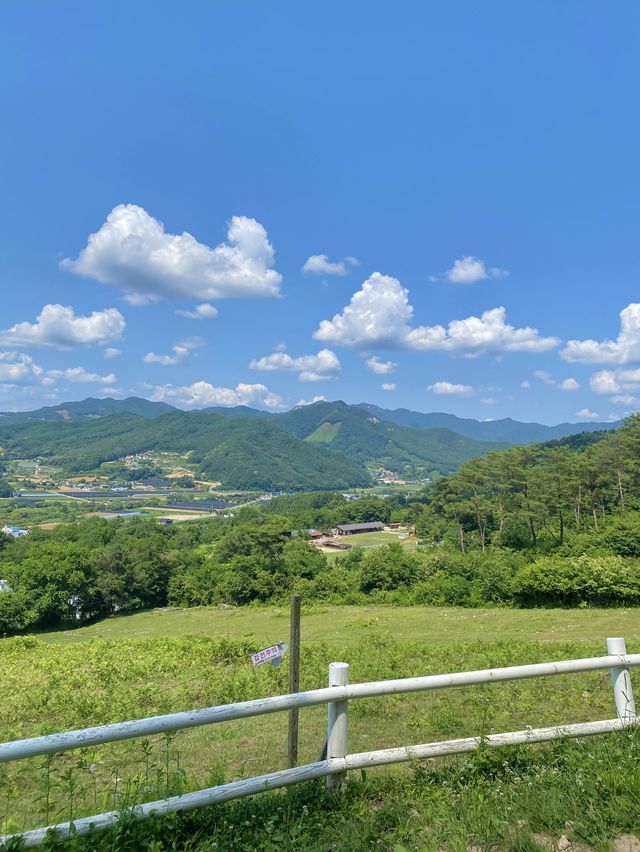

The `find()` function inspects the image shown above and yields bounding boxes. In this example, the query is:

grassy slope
[39,604,640,646]
[4,608,640,848]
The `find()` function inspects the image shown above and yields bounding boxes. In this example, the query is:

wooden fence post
[287,595,301,767]
[607,637,637,723]
[326,661,349,789]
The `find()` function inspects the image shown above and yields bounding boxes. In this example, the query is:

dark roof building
[336,522,385,535]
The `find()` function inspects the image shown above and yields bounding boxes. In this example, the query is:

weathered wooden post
[326,661,349,788]
[607,637,637,723]
[287,594,301,767]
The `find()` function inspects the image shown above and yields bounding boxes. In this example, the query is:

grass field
[40,603,640,646]
[4,607,640,849]
[333,530,418,550]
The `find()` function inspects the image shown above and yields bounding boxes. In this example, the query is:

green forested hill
[273,400,504,476]
[0,410,371,491]
[420,413,640,552]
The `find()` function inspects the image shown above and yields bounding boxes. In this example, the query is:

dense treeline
[415,415,640,553]
[5,508,640,636]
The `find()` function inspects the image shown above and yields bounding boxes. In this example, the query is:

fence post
[326,662,349,789]
[287,594,301,768]
[607,637,637,724]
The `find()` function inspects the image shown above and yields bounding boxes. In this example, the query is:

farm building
[336,522,385,536]
[1,525,28,538]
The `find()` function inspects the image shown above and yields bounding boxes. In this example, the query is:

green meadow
[2,606,640,849]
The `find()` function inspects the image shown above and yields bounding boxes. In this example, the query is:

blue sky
[1,1,639,425]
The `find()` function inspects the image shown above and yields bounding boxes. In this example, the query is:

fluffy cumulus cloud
[365,356,397,374]
[577,408,600,419]
[381,383,396,392]
[0,304,125,349]
[175,303,218,320]
[143,337,204,367]
[445,256,508,284]
[149,381,285,410]
[61,204,282,305]
[249,348,340,382]
[589,368,640,396]
[559,378,580,391]
[0,351,117,388]
[562,304,640,364]
[428,381,473,395]
[314,273,558,354]
[103,347,121,359]
[315,274,413,349]
[302,254,359,276]
[0,352,46,383]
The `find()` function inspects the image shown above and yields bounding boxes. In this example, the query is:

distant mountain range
[0,396,620,490]
[355,403,619,444]
[0,396,175,423]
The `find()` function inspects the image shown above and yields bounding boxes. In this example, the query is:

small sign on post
[251,643,288,668]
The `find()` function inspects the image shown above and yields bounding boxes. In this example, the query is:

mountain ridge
[355,403,620,444]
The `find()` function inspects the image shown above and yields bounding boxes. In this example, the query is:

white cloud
[576,408,599,419]
[446,256,508,284]
[103,347,121,359]
[0,351,117,389]
[381,383,396,392]
[520,380,531,389]
[149,381,285,410]
[533,370,555,385]
[296,395,327,406]
[589,367,640,396]
[590,371,622,395]
[0,304,125,349]
[366,356,397,375]
[530,372,579,392]
[480,397,496,405]
[314,273,558,354]
[428,381,473,395]
[315,273,413,349]
[611,394,640,406]
[0,352,45,383]
[302,254,359,276]
[47,367,117,385]
[249,348,340,382]
[561,304,640,364]
[143,337,204,367]
[175,303,219,320]
[62,204,282,305]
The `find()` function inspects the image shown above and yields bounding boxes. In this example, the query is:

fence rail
[1,637,638,848]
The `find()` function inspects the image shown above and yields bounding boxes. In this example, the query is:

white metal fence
[1,637,638,848]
